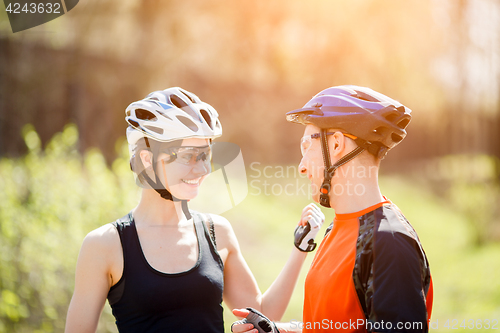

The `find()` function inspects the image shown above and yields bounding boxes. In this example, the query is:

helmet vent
[392,133,403,143]
[374,126,387,135]
[127,119,140,128]
[176,116,198,132]
[136,109,157,121]
[200,109,213,129]
[126,110,131,117]
[148,97,160,101]
[170,95,189,109]
[397,118,410,129]
[354,91,376,102]
[170,95,199,119]
[145,126,164,135]
[181,91,196,103]
[384,113,398,122]
[355,95,371,102]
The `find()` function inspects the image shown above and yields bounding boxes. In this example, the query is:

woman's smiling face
[154,138,212,200]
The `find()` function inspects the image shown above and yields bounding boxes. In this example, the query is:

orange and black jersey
[303,199,433,332]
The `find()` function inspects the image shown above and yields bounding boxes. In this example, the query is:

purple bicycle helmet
[286,85,412,208]
[286,85,411,158]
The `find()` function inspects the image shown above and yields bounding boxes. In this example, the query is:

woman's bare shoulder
[204,213,240,250]
[81,223,121,255]
[206,213,231,228]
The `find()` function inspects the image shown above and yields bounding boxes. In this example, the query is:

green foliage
[0,124,137,332]
[416,154,500,245]
[445,155,500,246]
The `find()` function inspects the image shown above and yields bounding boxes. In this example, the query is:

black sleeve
[367,230,428,333]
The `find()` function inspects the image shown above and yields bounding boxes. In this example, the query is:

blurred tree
[0,124,136,332]
[1,0,499,239]
[0,0,459,164]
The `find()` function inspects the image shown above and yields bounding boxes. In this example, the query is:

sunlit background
[0,0,499,332]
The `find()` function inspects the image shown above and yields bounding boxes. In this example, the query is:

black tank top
[107,211,224,333]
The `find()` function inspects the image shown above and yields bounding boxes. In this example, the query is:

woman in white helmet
[65,87,325,333]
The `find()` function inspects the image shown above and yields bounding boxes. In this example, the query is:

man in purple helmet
[231,85,433,333]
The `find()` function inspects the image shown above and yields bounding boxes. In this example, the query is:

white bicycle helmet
[126,87,222,147]
[125,87,223,205]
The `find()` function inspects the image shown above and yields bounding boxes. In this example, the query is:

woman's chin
[170,187,200,201]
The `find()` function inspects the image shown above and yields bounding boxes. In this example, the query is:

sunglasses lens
[300,136,311,156]
[174,147,212,165]
[196,150,212,163]
[176,150,195,164]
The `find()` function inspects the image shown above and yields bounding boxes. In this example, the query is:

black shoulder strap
[191,211,217,246]
[207,214,216,247]
[324,222,334,236]
[112,212,133,230]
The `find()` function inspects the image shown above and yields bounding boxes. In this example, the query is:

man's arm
[367,229,430,332]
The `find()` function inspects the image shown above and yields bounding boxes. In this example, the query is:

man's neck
[328,165,384,214]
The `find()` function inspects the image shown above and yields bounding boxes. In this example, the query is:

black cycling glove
[231,307,280,333]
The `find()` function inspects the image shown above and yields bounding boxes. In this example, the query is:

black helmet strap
[318,129,365,208]
[352,137,388,160]
[139,138,192,219]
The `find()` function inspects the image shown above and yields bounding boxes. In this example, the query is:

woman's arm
[65,225,121,333]
[216,204,324,321]
[222,235,306,321]
[259,246,307,320]
[231,308,303,333]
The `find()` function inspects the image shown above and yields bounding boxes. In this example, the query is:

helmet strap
[138,169,191,219]
[141,138,184,203]
[318,129,365,208]
[352,137,388,160]
[319,130,333,208]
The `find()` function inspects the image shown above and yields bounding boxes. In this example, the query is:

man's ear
[328,131,346,158]
[139,150,153,169]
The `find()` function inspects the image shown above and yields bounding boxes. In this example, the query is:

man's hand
[294,203,325,252]
[231,308,280,333]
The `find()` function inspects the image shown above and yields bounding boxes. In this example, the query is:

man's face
[298,124,325,203]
